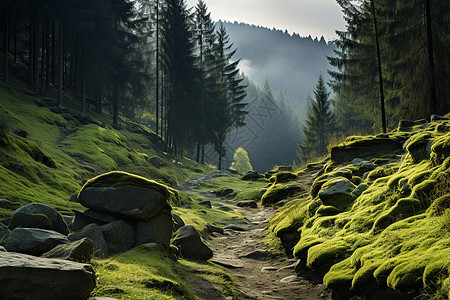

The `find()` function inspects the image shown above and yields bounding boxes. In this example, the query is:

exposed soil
[180,173,332,300]
[208,197,330,300]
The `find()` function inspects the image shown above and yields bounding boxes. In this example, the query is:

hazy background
[185,0,346,41]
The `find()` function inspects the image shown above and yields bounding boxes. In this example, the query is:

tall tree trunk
[33,10,39,94]
[155,0,160,137]
[14,10,17,64]
[82,53,87,113]
[51,22,56,84]
[40,17,46,96]
[218,152,222,170]
[371,0,386,133]
[45,21,50,90]
[29,10,33,84]
[201,145,205,164]
[425,0,437,115]
[58,6,63,107]
[113,82,119,125]
[196,142,200,162]
[3,7,9,83]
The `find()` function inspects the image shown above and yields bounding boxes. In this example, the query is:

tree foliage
[231,147,252,174]
[298,75,334,162]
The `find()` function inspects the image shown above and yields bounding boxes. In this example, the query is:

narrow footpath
[181,173,331,300]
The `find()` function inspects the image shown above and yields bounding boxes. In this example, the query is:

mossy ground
[92,246,238,299]
[0,76,212,219]
[270,123,450,299]
[0,73,237,298]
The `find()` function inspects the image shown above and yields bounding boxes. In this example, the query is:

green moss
[431,195,450,216]
[261,183,306,205]
[430,132,450,165]
[81,171,170,197]
[411,180,438,207]
[307,239,351,274]
[316,205,341,216]
[234,188,264,202]
[323,258,355,291]
[310,168,353,198]
[372,198,422,231]
[405,132,434,162]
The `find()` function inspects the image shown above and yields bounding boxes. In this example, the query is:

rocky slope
[268,117,450,299]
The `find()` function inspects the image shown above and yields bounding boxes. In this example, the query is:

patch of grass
[92,245,236,300]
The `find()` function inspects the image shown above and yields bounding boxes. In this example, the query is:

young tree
[231,147,253,174]
[298,75,334,162]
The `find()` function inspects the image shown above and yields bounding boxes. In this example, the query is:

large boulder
[0,223,10,241]
[78,171,169,221]
[9,203,69,235]
[136,207,173,249]
[318,178,356,210]
[171,225,213,260]
[261,183,305,205]
[68,224,108,256]
[42,238,94,263]
[72,209,118,231]
[2,228,69,256]
[100,220,135,253]
[172,213,185,232]
[242,171,262,180]
[330,137,402,163]
[0,251,96,300]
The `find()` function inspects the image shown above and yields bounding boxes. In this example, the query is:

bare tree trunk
[371,0,386,133]
[3,8,9,83]
[40,17,46,96]
[51,22,56,84]
[58,6,63,107]
[33,10,39,94]
[155,0,160,137]
[425,0,437,115]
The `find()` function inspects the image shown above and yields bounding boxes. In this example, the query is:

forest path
[180,173,331,300]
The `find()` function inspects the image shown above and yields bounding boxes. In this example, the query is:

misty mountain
[222,21,335,118]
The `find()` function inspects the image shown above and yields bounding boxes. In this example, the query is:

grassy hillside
[269,121,450,299]
[0,74,249,299]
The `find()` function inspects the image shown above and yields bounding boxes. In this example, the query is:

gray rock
[62,216,74,231]
[72,209,118,231]
[171,225,213,260]
[100,220,135,253]
[0,251,96,300]
[223,224,247,232]
[351,158,370,165]
[198,200,212,208]
[69,194,79,203]
[211,258,244,269]
[136,209,173,249]
[216,205,233,212]
[261,266,277,272]
[172,213,185,231]
[431,114,449,122]
[206,224,224,235]
[0,217,10,226]
[68,224,108,256]
[149,157,164,168]
[331,137,402,163]
[241,250,271,260]
[129,242,166,254]
[9,203,69,235]
[236,200,258,208]
[42,238,94,263]
[0,223,10,241]
[0,199,20,210]
[280,275,302,283]
[242,171,262,180]
[277,166,293,172]
[2,228,69,256]
[353,184,369,198]
[13,128,28,138]
[79,185,168,221]
[318,178,356,209]
[0,246,6,252]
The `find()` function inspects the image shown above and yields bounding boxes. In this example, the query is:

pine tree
[299,75,334,162]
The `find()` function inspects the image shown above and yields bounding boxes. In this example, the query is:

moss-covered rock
[307,239,352,275]
[331,137,402,163]
[9,203,69,235]
[310,169,353,198]
[261,183,305,205]
[318,178,356,210]
[372,198,422,231]
[430,132,450,165]
[404,132,434,162]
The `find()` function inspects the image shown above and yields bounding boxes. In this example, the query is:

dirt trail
[207,195,330,300]
[180,173,331,300]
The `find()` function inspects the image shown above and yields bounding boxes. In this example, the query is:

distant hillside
[222,21,335,117]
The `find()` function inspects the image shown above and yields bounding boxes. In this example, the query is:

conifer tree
[298,75,334,162]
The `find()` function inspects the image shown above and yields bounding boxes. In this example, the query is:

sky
[184,0,346,41]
